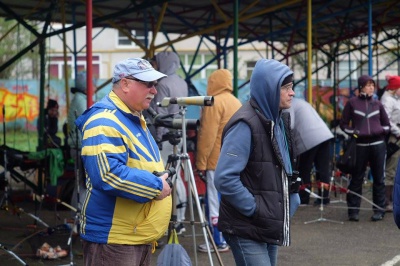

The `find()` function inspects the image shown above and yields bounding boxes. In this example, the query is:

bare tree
[0,18,39,79]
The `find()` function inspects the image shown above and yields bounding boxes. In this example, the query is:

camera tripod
[60,110,86,266]
[0,106,29,265]
[304,182,343,225]
[0,163,30,266]
[162,106,223,266]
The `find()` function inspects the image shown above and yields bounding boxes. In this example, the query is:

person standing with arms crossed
[215,59,299,265]
[196,69,242,253]
[75,58,172,266]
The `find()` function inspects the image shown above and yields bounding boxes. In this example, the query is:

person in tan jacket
[196,69,242,253]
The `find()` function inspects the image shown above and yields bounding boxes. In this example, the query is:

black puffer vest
[218,99,294,246]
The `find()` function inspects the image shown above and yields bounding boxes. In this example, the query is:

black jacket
[218,100,294,246]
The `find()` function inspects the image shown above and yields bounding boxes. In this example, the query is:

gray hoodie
[287,98,334,156]
[151,51,188,141]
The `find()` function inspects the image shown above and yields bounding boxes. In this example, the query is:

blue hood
[249,59,293,175]
[249,59,293,122]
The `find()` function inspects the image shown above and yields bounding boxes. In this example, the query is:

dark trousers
[82,240,152,266]
[298,139,332,204]
[347,142,386,215]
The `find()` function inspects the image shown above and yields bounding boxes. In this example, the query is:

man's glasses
[125,77,157,88]
[281,82,294,92]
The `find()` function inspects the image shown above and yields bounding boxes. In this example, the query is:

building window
[246,61,257,79]
[117,30,146,48]
[48,54,101,79]
[338,60,357,81]
[177,54,218,80]
[360,63,370,77]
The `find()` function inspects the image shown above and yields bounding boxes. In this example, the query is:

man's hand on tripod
[155,173,172,200]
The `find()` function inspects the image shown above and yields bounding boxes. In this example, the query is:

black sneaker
[174,223,186,235]
[348,214,359,222]
[371,213,384,221]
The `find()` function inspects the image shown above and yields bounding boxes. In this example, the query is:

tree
[0,18,39,79]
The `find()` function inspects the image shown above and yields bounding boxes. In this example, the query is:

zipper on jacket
[145,127,158,161]
[366,101,371,135]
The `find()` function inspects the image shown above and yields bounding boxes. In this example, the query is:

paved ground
[1,182,400,266]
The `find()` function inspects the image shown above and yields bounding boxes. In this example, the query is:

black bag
[387,141,400,159]
[337,104,372,174]
[336,137,357,174]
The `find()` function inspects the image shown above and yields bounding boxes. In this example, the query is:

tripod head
[153,167,176,189]
[161,130,182,146]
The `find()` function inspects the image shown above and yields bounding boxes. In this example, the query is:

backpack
[156,229,192,266]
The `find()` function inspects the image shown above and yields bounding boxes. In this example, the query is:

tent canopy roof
[1,0,400,49]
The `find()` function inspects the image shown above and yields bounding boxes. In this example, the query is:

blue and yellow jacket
[75,91,171,245]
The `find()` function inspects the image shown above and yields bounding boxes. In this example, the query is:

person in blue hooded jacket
[214,59,300,266]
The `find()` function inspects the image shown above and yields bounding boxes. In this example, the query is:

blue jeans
[223,194,299,266]
[223,233,277,266]
[290,193,300,218]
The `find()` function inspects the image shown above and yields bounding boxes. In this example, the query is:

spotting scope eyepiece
[157,96,214,107]
[146,107,199,130]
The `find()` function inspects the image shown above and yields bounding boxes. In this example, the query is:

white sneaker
[197,243,229,253]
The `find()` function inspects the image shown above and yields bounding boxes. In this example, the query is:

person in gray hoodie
[287,98,334,205]
[151,51,188,234]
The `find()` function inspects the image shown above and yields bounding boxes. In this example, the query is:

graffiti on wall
[310,85,352,124]
[0,87,39,122]
[0,79,111,131]
[0,80,67,131]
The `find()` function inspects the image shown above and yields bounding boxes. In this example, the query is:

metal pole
[37,39,46,196]
[86,0,93,107]
[368,0,372,76]
[233,0,238,97]
[307,0,312,103]
[61,0,70,113]
[72,4,78,81]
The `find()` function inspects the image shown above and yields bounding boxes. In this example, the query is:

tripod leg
[166,160,179,239]
[304,185,344,224]
[182,153,218,266]
[0,244,28,265]
[205,223,224,265]
[0,179,9,211]
[164,151,181,231]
